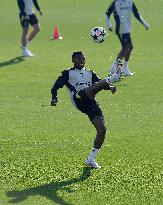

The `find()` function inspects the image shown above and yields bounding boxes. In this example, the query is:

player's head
[72,51,85,69]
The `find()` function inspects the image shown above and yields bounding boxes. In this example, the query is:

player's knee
[126,44,133,51]
[98,126,106,137]
[130,45,133,51]
[34,26,41,33]
[37,27,41,32]
[122,47,126,53]
[95,126,107,149]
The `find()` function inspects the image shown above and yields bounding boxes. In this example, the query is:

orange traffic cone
[52,26,63,40]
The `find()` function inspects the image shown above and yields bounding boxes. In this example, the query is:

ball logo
[90,27,107,43]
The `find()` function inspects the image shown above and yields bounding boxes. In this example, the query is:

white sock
[124,61,128,69]
[88,147,99,160]
[22,46,28,50]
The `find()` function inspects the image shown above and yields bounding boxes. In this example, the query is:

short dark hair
[72,51,84,60]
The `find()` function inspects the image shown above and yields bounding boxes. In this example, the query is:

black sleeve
[132,3,143,24]
[51,70,69,100]
[17,0,26,16]
[106,1,115,17]
[33,0,41,11]
[92,71,101,84]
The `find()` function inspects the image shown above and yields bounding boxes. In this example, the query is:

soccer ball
[90,27,107,43]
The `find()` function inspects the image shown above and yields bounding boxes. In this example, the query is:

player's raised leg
[85,63,122,99]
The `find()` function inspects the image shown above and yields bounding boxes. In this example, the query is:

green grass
[0,0,163,204]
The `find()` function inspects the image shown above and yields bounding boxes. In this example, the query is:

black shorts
[117,33,132,48]
[74,89,103,122]
[19,14,39,27]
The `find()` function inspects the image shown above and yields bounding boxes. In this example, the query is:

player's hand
[39,10,43,16]
[144,23,150,30]
[110,85,116,94]
[24,15,30,20]
[51,99,58,106]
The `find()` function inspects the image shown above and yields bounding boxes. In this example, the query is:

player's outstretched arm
[33,0,41,12]
[17,0,26,17]
[51,70,69,107]
[105,1,115,31]
[132,3,150,30]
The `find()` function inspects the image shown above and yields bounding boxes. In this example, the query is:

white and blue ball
[90,27,107,43]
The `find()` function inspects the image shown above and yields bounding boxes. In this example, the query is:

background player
[105,0,150,76]
[17,0,43,57]
[51,51,123,169]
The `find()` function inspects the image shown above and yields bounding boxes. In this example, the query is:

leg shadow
[0,56,25,68]
[6,167,93,205]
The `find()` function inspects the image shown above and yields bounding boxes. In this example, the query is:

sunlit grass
[0,0,163,205]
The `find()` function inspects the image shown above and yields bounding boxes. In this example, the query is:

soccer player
[51,51,123,169]
[17,0,43,57]
[105,0,150,76]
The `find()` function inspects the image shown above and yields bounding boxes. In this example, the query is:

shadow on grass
[0,56,25,68]
[6,167,93,205]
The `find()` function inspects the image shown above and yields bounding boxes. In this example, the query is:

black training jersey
[51,67,100,106]
[106,0,146,34]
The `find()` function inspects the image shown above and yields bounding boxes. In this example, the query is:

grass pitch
[0,0,163,205]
